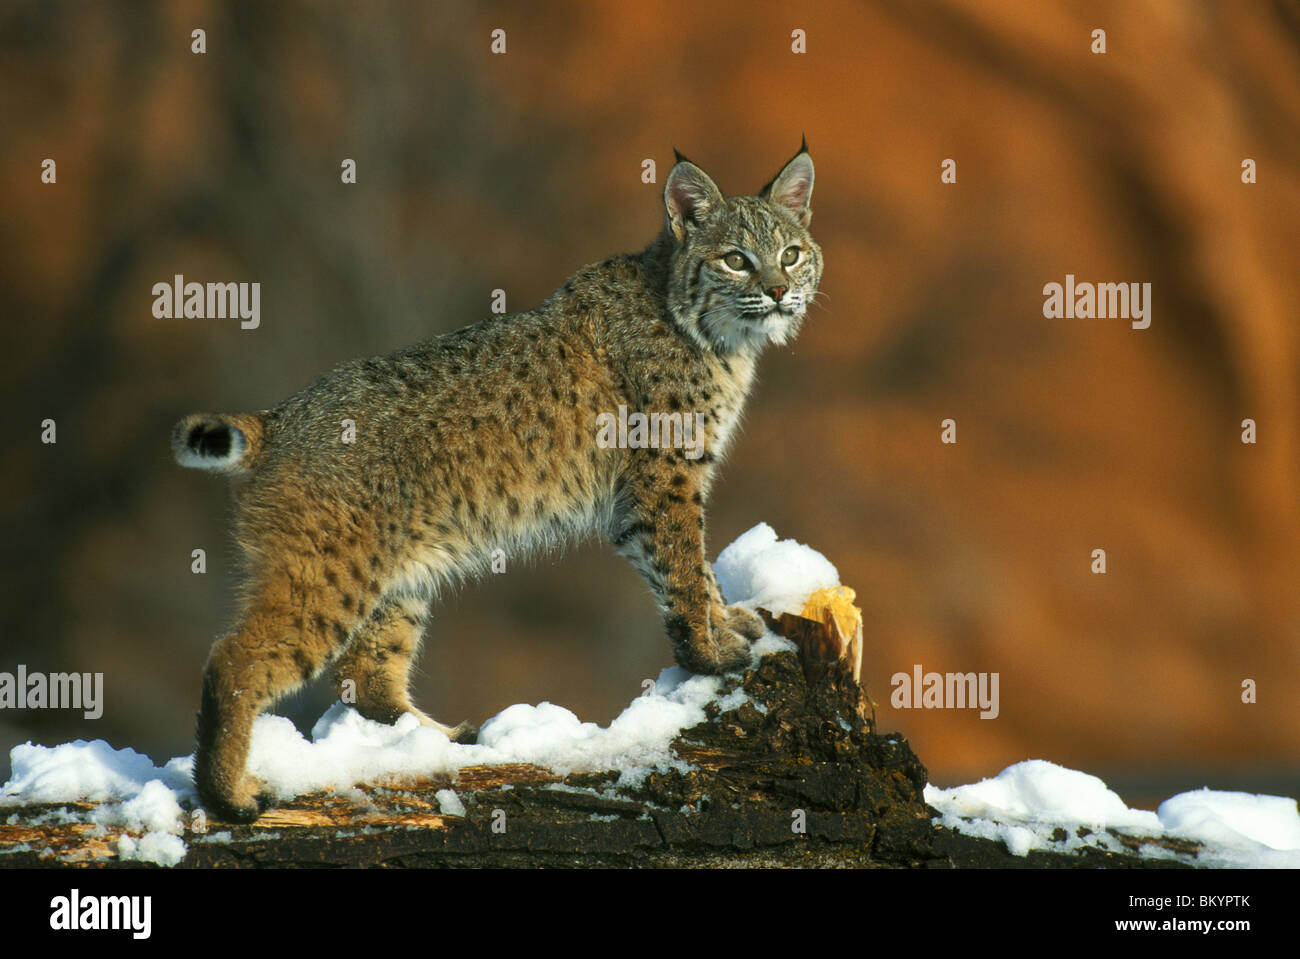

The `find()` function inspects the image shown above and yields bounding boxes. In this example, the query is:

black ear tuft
[799,133,809,155]
[672,146,694,166]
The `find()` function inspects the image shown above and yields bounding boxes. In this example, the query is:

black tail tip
[187,423,232,459]
[172,414,248,470]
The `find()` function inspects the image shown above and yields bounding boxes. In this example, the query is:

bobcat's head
[663,144,822,355]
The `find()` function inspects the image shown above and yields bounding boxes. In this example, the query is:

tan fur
[177,146,822,821]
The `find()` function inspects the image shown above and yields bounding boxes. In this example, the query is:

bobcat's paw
[720,604,765,641]
[705,622,756,673]
[678,619,754,675]
[197,773,273,824]
[667,608,758,676]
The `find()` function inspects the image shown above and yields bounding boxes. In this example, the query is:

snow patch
[715,522,840,616]
[926,760,1300,868]
[117,830,187,868]
[1,739,193,805]
[435,789,466,817]
[90,779,185,835]
[1156,789,1300,867]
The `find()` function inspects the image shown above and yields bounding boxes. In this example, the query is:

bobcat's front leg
[706,575,766,645]
[612,467,762,675]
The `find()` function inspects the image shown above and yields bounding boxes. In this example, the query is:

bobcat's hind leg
[332,595,477,743]
[195,583,364,823]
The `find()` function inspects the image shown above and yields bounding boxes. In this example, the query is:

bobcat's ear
[760,142,814,228]
[664,157,724,244]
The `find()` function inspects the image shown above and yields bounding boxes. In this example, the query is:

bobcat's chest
[668,349,757,463]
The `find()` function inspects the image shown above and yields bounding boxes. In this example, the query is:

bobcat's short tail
[172,412,266,474]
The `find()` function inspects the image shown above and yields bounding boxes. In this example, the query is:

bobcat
[174,144,822,822]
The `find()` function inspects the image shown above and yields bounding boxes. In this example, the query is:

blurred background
[2,0,1297,807]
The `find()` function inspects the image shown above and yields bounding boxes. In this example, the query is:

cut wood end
[800,585,863,683]
[801,585,858,643]
[759,582,865,688]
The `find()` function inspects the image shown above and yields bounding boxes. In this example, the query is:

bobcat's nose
[767,284,787,302]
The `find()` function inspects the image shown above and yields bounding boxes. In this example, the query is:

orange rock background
[2,1,1297,805]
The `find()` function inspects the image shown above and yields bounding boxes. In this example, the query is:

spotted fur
[175,144,822,822]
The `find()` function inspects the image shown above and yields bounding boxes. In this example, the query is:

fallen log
[0,590,1197,868]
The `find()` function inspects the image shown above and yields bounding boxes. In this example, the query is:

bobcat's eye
[780,246,800,267]
[722,252,750,271]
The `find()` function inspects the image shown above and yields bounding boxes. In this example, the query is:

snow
[435,789,466,817]
[472,670,714,784]
[1,739,194,804]
[715,522,840,616]
[1156,789,1300,867]
[925,759,1161,834]
[244,707,461,800]
[925,760,1300,867]
[90,779,185,835]
[117,830,187,868]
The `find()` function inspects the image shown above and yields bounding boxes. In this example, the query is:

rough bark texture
[0,606,1201,869]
